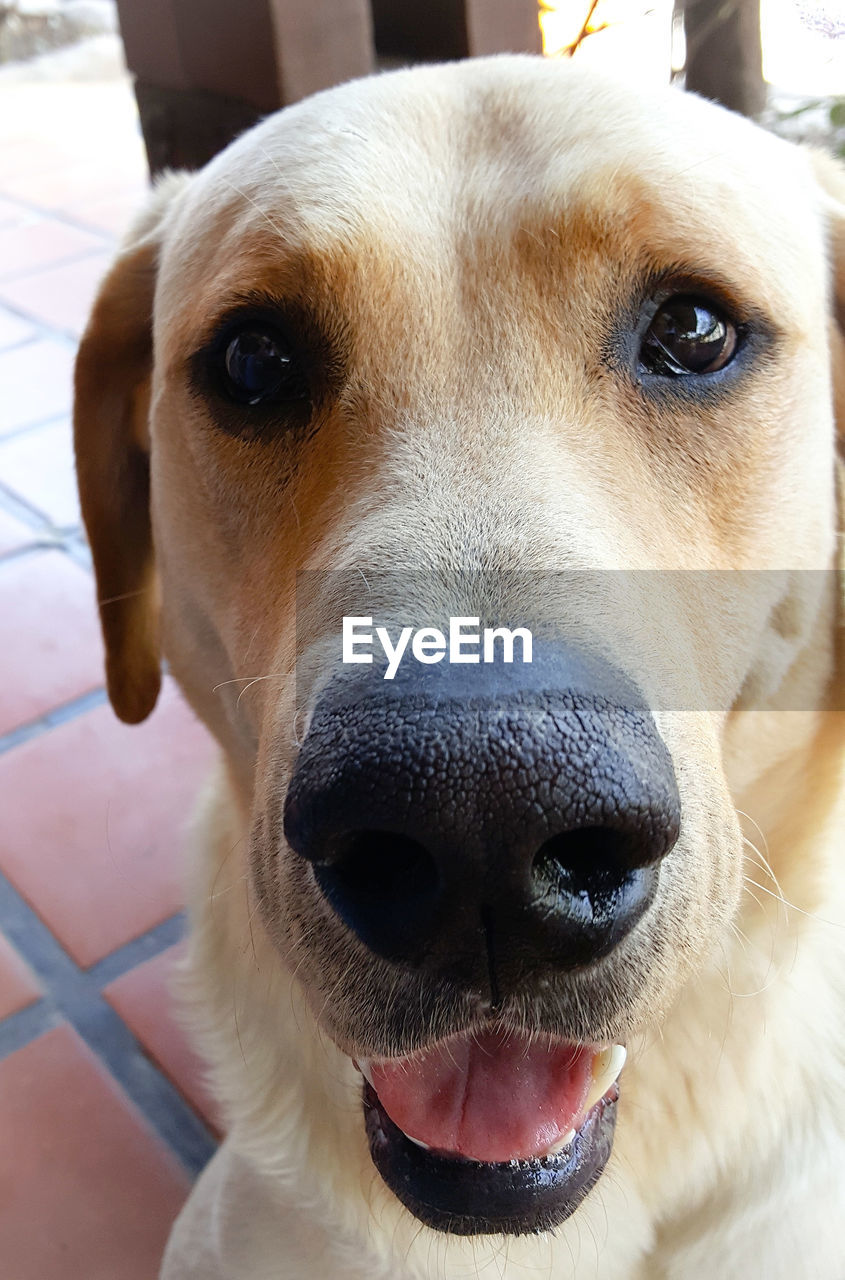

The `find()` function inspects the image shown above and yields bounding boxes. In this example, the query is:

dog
[73,55,845,1279]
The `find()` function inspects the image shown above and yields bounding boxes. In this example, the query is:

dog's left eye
[639,296,738,377]
[219,327,308,405]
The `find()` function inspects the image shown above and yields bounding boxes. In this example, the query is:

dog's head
[74,58,845,1242]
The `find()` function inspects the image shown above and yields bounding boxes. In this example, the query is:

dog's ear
[74,172,189,724]
[810,149,845,449]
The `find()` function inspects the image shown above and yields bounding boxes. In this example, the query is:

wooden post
[464,0,543,56]
[268,0,375,104]
[116,0,375,173]
[371,0,541,61]
[116,0,541,175]
[682,0,765,118]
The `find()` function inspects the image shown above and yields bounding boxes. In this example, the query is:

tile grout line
[0,867,182,999]
[0,303,89,343]
[0,331,46,357]
[0,478,59,531]
[0,685,108,756]
[0,871,215,1175]
[0,998,63,1056]
[0,186,138,242]
[0,245,114,288]
[0,534,94,578]
[0,300,79,344]
[0,409,78,446]
[0,476,76,533]
[0,536,66,564]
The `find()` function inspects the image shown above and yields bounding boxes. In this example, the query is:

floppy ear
[809,149,845,449]
[74,172,189,724]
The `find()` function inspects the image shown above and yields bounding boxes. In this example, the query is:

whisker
[735,808,771,862]
[236,674,283,708]
[98,587,150,606]
[740,826,788,914]
[220,175,290,243]
[212,674,284,693]
[743,876,844,931]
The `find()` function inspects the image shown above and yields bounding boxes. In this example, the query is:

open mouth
[356,1030,624,1235]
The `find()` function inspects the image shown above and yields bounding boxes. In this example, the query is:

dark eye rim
[187,300,322,436]
[617,270,778,397]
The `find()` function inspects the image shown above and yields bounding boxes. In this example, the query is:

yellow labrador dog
[73,56,845,1280]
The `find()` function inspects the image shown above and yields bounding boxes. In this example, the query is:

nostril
[532,826,645,902]
[318,830,439,900]
[530,827,659,962]
[312,830,441,962]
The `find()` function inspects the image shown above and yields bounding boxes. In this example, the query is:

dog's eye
[639,296,738,377]
[220,327,307,405]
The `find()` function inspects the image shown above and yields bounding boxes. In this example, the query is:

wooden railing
[115,0,542,173]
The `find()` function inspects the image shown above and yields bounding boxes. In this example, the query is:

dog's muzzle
[283,642,680,1234]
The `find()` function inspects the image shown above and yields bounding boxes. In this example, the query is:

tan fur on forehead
[151,71,827,471]
[157,58,817,310]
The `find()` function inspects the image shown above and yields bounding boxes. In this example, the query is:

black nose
[283,644,680,993]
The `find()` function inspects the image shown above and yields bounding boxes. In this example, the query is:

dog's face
[75,58,845,1241]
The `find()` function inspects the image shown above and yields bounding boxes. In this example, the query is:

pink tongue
[368,1030,593,1162]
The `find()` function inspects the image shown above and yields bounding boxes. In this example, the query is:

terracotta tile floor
[0,334,76,435]
[0,417,81,526]
[0,74,219,1277]
[0,930,41,1018]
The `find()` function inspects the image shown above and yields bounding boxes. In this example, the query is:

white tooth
[546,1127,576,1155]
[601,1044,627,1085]
[357,1057,375,1087]
[583,1044,627,1114]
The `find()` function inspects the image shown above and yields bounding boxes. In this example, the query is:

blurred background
[0,2,840,1277]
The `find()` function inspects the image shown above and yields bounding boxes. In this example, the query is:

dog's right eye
[218,327,309,406]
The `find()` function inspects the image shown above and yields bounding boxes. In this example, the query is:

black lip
[363,1079,618,1236]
